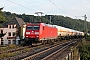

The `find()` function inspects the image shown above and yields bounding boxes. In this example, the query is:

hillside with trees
[1,11,90,33]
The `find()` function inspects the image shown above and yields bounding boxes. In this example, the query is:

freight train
[24,23,84,45]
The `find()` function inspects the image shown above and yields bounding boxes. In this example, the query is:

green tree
[0,7,6,27]
[79,41,90,60]
[0,11,5,23]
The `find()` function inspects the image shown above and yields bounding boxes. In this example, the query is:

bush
[7,44,17,49]
[79,41,90,60]
[86,35,90,41]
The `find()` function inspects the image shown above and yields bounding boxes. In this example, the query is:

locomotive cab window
[26,26,40,30]
[34,26,40,30]
[26,26,33,30]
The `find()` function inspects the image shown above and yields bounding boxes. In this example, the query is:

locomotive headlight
[26,32,30,34]
[36,36,39,37]
[35,32,39,34]
[26,36,28,37]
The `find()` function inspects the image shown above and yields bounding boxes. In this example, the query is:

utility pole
[50,16,52,24]
[75,15,87,38]
[83,15,87,38]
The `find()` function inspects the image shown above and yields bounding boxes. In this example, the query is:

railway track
[0,39,80,60]
[0,43,42,54]
[42,41,78,60]
[0,39,72,60]
[21,40,78,60]
[0,46,29,54]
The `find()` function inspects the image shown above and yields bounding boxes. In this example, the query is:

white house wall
[22,24,26,39]
[0,25,18,45]
[0,39,1,45]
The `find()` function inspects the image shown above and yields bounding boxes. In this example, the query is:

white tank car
[77,31,84,36]
[81,32,84,36]
[75,30,81,36]
[71,30,77,36]
[53,25,69,37]
[66,29,73,36]
[53,25,84,38]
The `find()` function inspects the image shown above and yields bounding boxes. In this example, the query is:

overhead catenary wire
[55,0,68,13]
[54,0,70,14]
[6,0,68,16]
[48,0,66,14]
[6,0,35,12]
[49,0,78,18]
[6,0,80,20]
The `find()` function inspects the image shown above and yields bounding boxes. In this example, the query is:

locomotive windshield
[26,26,40,30]
[34,26,40,30]
[26,26,33,30]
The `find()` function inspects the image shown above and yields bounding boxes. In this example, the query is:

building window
[8,40,11,44]
[12,25,14,29]
[1,38,3,40]
[13,32,16,36]
[8,32,11,36]
[13,40,16,44]
[10,25,11,29]
[1,38,3,45]
[1,30,3,34]
[8,25,11,29]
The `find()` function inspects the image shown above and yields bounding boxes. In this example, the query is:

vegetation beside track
[79,38,90,60]
[0,44,19,51]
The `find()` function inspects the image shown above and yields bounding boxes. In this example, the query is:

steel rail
[21,40,76,60]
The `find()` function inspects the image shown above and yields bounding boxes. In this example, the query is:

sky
[0,0,90,22]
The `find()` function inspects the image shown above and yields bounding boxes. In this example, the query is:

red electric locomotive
[25,23,58,45]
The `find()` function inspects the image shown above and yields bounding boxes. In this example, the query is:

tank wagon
[24,23,84,45]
